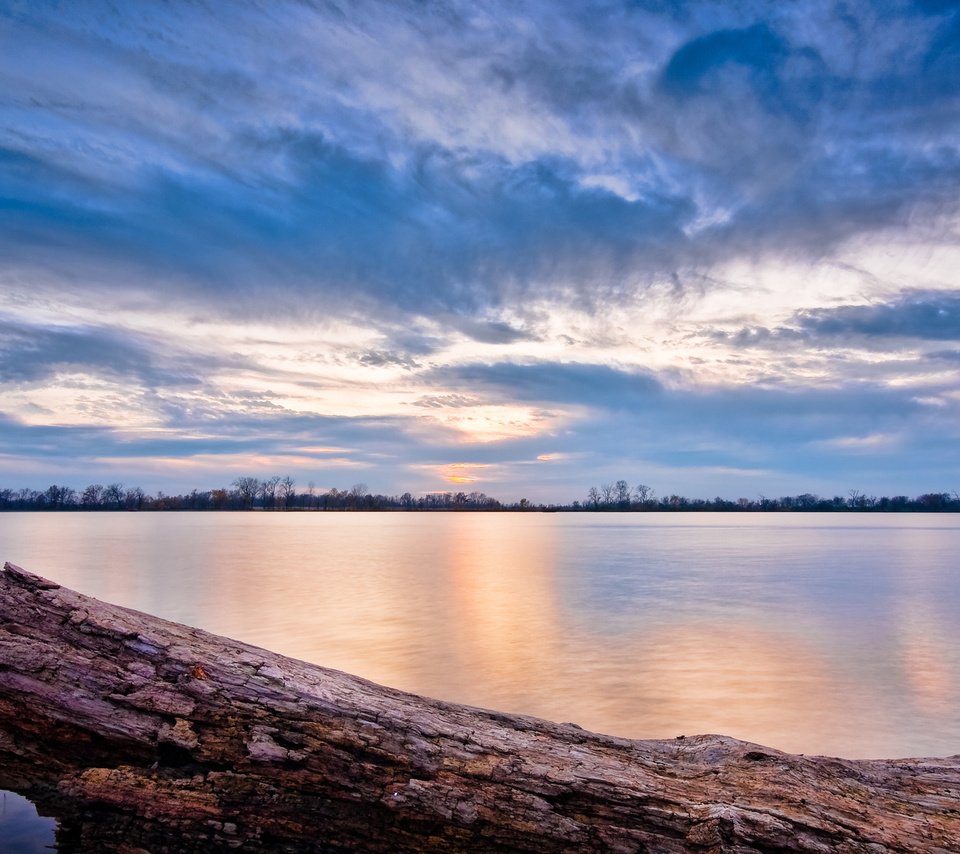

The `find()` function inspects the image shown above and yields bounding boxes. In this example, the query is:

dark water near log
[2,511,959,760]
[0,789,57,852]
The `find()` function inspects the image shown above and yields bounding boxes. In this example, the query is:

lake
[1,511,959,761]
[0,790,57,853]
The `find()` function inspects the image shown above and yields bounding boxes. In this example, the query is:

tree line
[0,479,504,512]
[576,481,960,512]
[0,478,958,512]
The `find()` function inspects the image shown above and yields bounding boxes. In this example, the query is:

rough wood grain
[1,561,958,853]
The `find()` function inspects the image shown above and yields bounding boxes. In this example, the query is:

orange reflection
[15,512,959,761]
[897,601,956,716]
[901,635,954,715]
[888,536,958,720]
[615,624,840,751]
[446,516,561,710]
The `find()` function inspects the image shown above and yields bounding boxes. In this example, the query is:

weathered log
[0,561,958,853]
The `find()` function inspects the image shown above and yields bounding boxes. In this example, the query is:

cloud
[353,350,421,369]
[719,291,960,346]
[814,433,902,452]
[927,348,960,362]
[0,318,223,387]
[420,363,703,455]
[411,394,481,409]
[430,361,663,409]
[451,318,537,344]
[0,406,426,483]
[438,462,491,485]
[646,6,960,259]
[1,1,960,500]
[659,23,798,106]
[796,292,960,340]
[922,6,960,94]
[0,132,696,319]
[2,0,957,326]
[428,359,957,468]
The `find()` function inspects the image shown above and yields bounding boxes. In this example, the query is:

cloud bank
[1,0,958,499]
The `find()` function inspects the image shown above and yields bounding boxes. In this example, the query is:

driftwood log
[0,562,958,853]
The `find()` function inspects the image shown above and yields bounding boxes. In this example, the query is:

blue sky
[1,0,958,502]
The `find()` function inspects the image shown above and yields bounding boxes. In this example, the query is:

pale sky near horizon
[1,0,959,502]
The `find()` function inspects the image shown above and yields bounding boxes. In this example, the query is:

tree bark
[1,561,958,853]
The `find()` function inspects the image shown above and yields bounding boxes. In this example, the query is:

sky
[1,0,959,503]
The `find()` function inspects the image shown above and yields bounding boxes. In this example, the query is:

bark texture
[1,561,958,853]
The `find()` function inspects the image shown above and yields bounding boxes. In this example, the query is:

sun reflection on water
[3,511,960,759]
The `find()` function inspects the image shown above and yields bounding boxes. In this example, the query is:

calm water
[0,790,57,852]
[2,511,959,760]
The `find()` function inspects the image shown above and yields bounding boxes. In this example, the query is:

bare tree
[103,483,125,510]
[124,487,145,511]
[278,476,296,510]
[349,483,369,509]
[232,477,259,510]
[44,484,75,509]
[81,484,104,508]
[634,484,654,506]
[259,475,282,510]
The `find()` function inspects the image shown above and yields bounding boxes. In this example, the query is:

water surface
[2,511,959,759]
[0,789,57,852]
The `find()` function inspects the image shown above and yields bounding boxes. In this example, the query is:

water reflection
[445,514,561,710]
[2,511,959,758]
[0,789,57,853]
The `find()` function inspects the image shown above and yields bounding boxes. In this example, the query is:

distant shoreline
[3,482,958,513]
[1,505,958,514]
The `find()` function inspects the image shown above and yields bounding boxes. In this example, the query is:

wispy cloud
[1,1,958,498]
